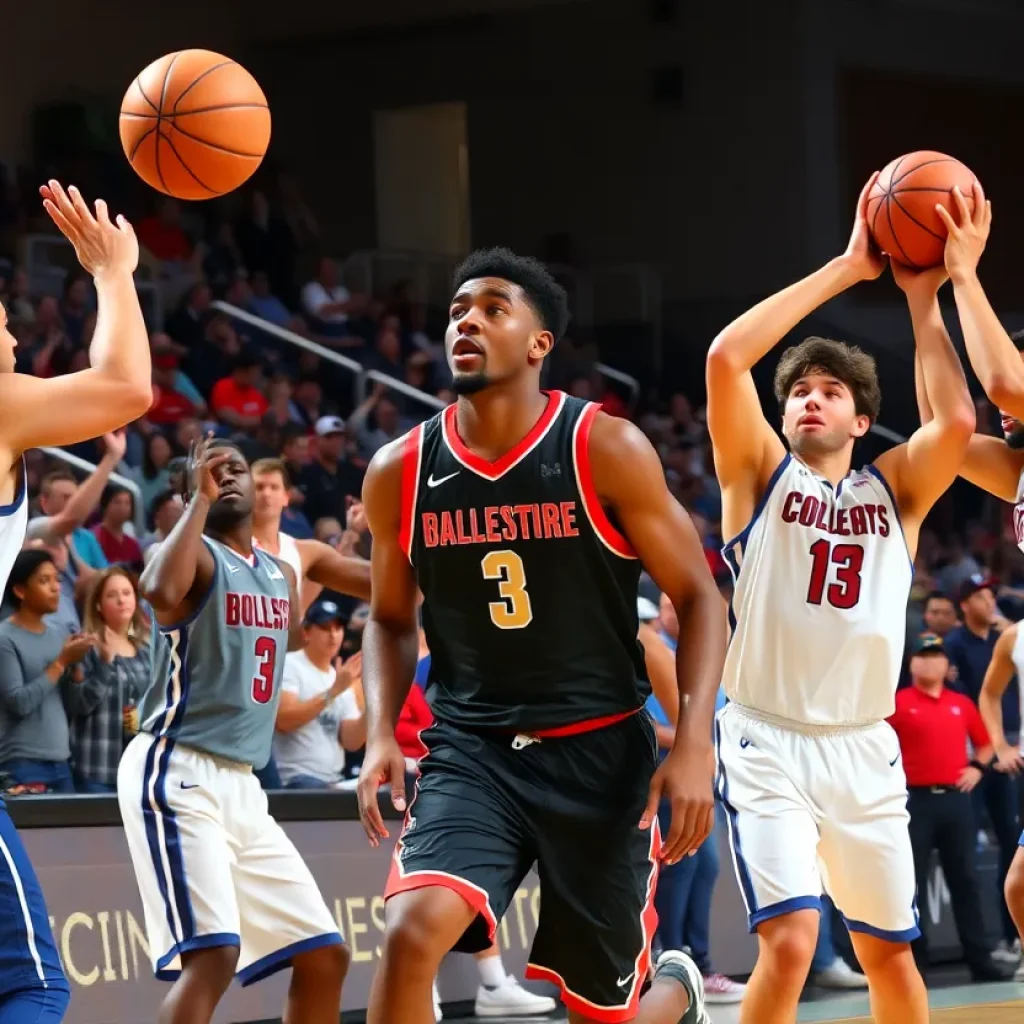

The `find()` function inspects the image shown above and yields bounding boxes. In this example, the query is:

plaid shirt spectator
[64,643,150,788]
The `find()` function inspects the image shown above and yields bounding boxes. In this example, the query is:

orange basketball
[119,50,271,201]
[866,151,978,269]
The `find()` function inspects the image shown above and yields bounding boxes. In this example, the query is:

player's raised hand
[187,434,234,504]
[641,743,715,865]
[40,181,139,279]
[890,258,948,298]
[357,734,408,848]
[935,180,991,284]
[842,171,886,283]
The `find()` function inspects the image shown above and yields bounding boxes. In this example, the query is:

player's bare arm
[979,625,1024,776]
[706,172,884,532]
[874,266,974,549]
[280,561,306,651]
[296,539,371,600]
[356,438,421,845]
[588,411,726,864]
[139,439,227,626]
[916,183,1024,500]
[0,183,151,467]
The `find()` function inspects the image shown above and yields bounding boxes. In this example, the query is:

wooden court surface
[829,1002,1022,1023]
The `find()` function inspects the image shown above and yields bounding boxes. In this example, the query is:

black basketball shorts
[383,711,662,1021]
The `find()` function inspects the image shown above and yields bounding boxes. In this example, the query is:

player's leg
[225,774,345,1024]
[0,984,72,1024]
[715,710,823,1023]
[527,714,704,1024]
[369,723,534,1024]
[816,724,927,1024]
[1007,842,1024,947]
[117,736,242,1024]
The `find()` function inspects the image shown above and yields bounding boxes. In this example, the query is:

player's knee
[292,941,349,987]
[756,912,818,975]
[180,944,239,989]
[382,894,469,972]
[852,936,918,987]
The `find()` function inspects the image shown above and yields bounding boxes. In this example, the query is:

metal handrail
[37,447,146,537]
[596,362,640,412]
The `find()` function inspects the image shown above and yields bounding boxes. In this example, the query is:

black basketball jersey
[400,390,649,731]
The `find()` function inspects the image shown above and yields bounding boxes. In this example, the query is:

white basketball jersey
[1010,624,1024,755]
[254,530,303,581]
[722,454,912,728]
[0,463,28,594]
[1012,466,1024,554]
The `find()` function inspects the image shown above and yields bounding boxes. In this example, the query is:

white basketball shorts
[117,733,342,983]
[715,702,920,942]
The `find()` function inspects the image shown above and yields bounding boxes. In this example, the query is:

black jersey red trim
[398,424,425,562]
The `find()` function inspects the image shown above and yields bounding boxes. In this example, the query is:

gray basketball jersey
[139,537,292,767]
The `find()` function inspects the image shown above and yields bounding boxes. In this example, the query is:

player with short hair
[0,181,153,1024]
[123,440,366,1024]
[915,182,1024,976]
[706,174,977,1024]
[358,247,726,1024]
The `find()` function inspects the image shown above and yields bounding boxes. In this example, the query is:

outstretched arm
[874,267,974,528]
[706,173,884,498]
[0,184,151,454]
[356,438,421,845]
[589,412,726,863]
[296,539,371,600]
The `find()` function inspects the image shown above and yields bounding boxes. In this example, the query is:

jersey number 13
[806,539,864,609]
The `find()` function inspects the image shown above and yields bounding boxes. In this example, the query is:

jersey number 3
[481,550,533,630]
[807,539,864,609]
[252,637,277,704]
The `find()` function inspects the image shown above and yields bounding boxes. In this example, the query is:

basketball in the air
[119,50,271,201]
[866,151,978,269]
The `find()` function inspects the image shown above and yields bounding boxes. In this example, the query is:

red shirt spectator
[211,351,268,430]
[149,353,198,426]
[888,633,992,788]
[91,487,143,572]
[395,685,433,761]
[137,199,191,262]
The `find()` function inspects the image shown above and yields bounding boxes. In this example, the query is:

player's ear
[529,330,555,362]
[852,414,871,439]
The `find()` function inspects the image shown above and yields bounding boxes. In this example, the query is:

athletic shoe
[432,980,442,1022]
[702,971,746,1003]
[474,975,557,1017]
[1014,959,1024,983]
[992,939,1022,965]
[653,949,711,1024]
[814,958,868,989]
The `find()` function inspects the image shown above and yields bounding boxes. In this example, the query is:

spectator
[202,222,245,295]
[148,351,200,426]
[165,281,212,350]
[935,536,983,598]
[347,384,416,460]
[248,270,294,329]
[151,333,208,411]
[298,416,364,527]
[301,256,353,338]
[923,591,959,638]
[91,487,143,572]
[292,374,324,430]
[210,349,269,432]
[235,189,297,304]
[888,633,1009,980]
[136,433,174,514]
[137,197,192,264]
[64,568,151,794]
[273,601,364,788]
[266,374,304,428]
[5,266,34,329]
[944,573,1022,958]
[182,311,241,398]
[141,490,184,564]
[0,550,94,794]
[365,325,404,378]
[60,273,92,349]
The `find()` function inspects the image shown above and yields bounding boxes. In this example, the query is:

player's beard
[451,372,490,396]
[206,497,253,534]
[1005,422,1024,450]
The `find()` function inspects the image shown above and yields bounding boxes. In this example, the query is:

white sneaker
[1015,960,1024,983]
[432,980,442,1022]
[993,939,1022,965]
[655,949,711,1024]
[814,958,869,989]
[702,971,746,1003]
[474,975,557,1017]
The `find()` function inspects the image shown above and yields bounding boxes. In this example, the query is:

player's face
[253,471,289,519]
[782,373,869,458]
[206,451,254,531]
[99,573,137,629]
[910,652,948,686]
[19,561,61,614]
[445,278,553,395]
[0,303,16,374]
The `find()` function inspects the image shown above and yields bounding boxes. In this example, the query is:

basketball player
[358,248,726,1024]
[122,440,351,1024]
[706,172,977,1024]
[250,457,370,611]
[0,181,152,1023]
[913,180,1024,968]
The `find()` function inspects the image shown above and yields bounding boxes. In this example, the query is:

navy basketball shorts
[384,712,662,1023]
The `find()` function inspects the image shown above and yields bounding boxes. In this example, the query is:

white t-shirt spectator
[301,280,351,326]
[273,650,360,784]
